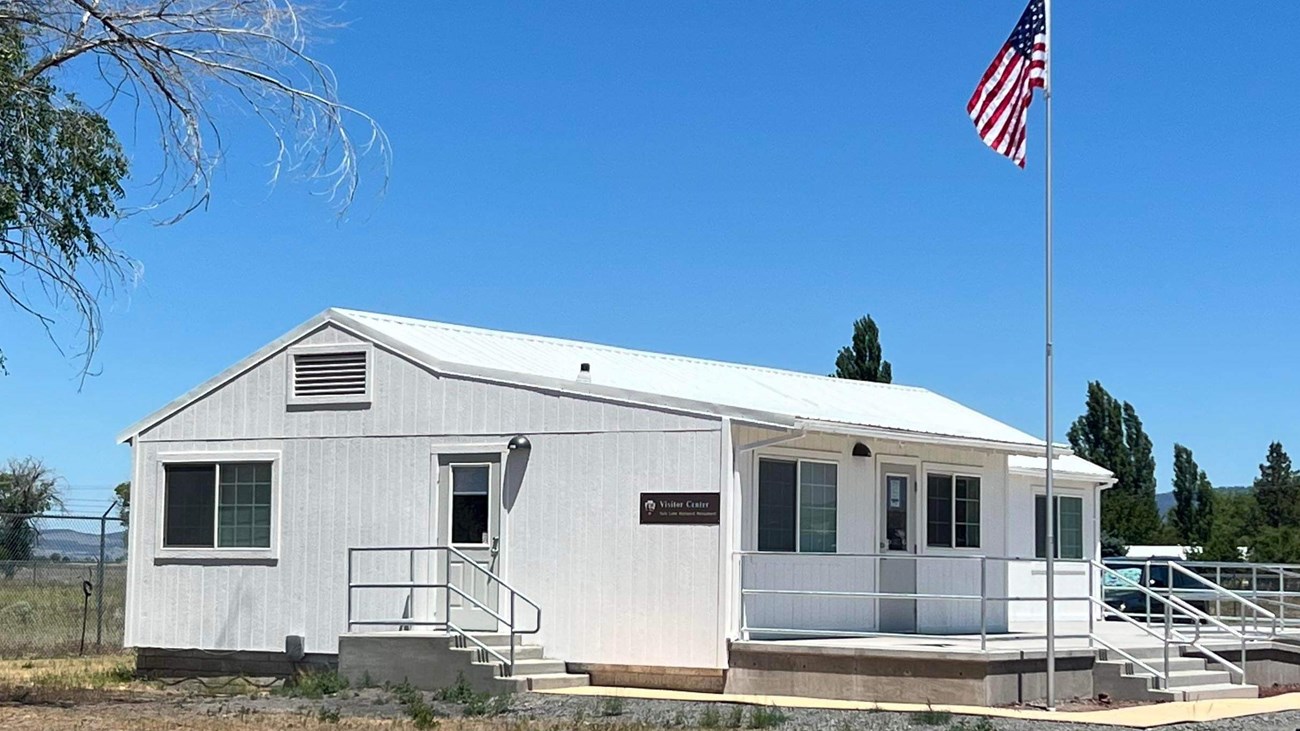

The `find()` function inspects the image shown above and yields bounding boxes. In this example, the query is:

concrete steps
[338,631,588,694]
[1094,646,1258,702]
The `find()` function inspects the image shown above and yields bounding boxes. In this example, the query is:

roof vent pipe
[577,362,591,383]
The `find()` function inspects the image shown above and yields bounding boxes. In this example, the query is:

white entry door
[436,457,502,632]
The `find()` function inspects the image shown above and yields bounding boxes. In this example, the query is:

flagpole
[1043,0,1057,713]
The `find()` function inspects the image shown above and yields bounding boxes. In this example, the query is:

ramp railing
[345,545,541,676]
[735,551,1256,690]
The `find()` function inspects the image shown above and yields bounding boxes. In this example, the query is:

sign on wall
[639,492,720,525]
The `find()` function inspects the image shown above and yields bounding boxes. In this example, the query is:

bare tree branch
[0,1,390,377]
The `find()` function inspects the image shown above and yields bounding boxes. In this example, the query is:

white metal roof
[120,308,1073,451]
[330,308,1048,450]
[1008,453,1114,483]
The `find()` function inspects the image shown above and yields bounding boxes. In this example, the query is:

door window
[884,474,909,551]
[451,464,490,544]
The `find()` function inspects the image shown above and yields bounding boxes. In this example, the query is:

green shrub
[598,695,626,717]
[388,680,440,729]
[436,673,477,704]
[747,706,788,729]
[699,706,722,728]
[726,705,745,728]
[281,668,348,699]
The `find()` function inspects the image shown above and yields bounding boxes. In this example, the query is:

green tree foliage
[0,457,64,565]
[1100,532,1128,558]
[114,481,130,527]
[1067,382,1161,544]
[1253,442,1299,529]
[1170,444,1214,547]
[833,315,892,383]
[0,24,127,370]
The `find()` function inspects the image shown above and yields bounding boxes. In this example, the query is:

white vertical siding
[1005,473,1101,624]
[505,430,722,668]
[129,324,724,664]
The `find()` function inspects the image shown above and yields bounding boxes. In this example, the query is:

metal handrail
[1167,562,1278,635]
[1093,560,1249,685]
[345,545,541,676]
[736,552,1256,690]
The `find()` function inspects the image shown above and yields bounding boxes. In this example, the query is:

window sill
[155,548,277,566]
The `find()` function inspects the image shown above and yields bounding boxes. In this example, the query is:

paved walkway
[540,684,1300,728]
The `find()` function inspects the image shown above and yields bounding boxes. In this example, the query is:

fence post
[95,501,118,650]
[95,515,106,648]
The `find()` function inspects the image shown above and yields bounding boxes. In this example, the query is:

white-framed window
[162,461,274,549]
[1035,494,1084,559]
[286,343,372,407]
[757,457,838,553]
[926,473,981,549]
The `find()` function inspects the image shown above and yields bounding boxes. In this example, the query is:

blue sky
[3,2,1298,515]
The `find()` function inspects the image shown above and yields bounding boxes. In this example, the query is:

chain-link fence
[0,511,127,657]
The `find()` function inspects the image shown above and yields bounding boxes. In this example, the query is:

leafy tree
[833,315,892,383]
[1249,526,1300,564]
[0,2,387,372]
[1067,382,1160,544]
[1170,444,1214,547]
[1100,532,1128,558]
[1195,490,1256,562]
[0,457,64,568]
[114,481,130,528]
[1253,442,1299,529]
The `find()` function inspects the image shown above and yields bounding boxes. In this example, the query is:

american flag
[967,0,1047,168]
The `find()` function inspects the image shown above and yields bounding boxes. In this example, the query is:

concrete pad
[538,684,1300,728]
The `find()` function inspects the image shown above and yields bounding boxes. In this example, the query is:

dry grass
[0,655,134,687]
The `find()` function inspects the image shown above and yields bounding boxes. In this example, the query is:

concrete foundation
[724,641,1095,706]
[567,663,726,693]
[1187,640,1300,689]
[337,633,509,693]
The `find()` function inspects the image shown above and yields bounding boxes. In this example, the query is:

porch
[733,551,1294,704]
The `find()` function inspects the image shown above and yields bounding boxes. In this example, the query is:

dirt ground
[8,655,1300,731]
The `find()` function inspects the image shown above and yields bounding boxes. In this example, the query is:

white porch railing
[736,551,1272,690]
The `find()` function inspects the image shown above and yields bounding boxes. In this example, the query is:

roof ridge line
[335,308,931,393]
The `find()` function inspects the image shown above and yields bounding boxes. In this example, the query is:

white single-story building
[118,308,1112,688]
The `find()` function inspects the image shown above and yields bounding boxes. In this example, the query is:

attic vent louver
[293,350,368,398]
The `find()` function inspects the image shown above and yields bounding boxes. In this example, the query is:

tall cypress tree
[833,315,892,383]
[1171,444,1214,546]
[1253,442,1298,528]
[1067,382,1160,544]
[1122,403,1162,541]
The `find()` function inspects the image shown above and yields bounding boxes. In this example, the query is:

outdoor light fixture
[507,435,532,451]
[852,442,872,458]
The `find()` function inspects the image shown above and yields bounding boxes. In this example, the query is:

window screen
[164,465,216,547]
[451,465,490,544]
[926,474,953,548]
[757,459,797,552]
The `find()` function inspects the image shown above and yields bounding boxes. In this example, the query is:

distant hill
[33,528,128,560]
[1155,486,1249,515]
